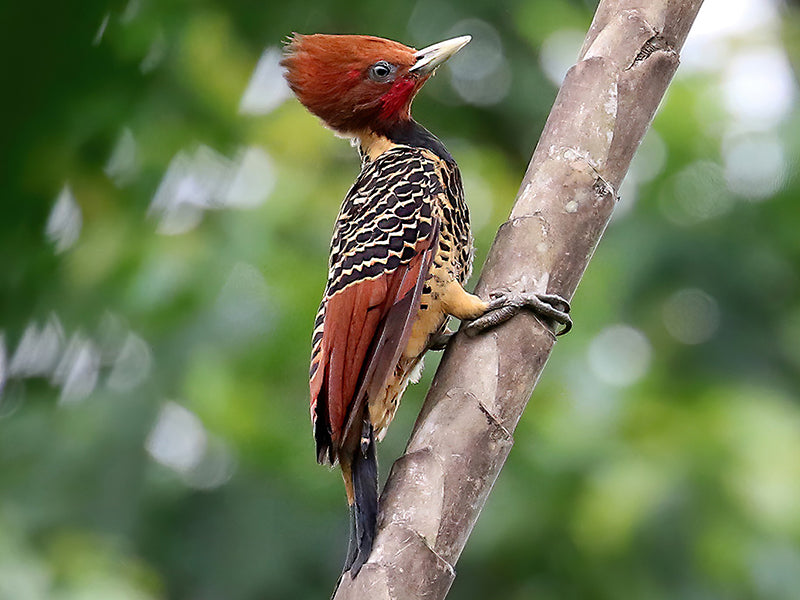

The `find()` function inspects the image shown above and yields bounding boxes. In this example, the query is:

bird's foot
[464,291,572,337]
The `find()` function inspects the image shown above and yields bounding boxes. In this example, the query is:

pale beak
[409,35,471,76]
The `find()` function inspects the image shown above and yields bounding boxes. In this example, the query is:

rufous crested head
[281,34,470,137]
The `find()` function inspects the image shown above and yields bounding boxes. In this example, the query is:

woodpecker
[281,33,571,577]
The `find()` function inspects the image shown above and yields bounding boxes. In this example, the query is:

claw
[488,288,511,301]
[465,291,572,337]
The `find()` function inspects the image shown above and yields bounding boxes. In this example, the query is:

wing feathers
[343,221,439,443]
[313,221,439,463]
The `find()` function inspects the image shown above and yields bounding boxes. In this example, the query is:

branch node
[477,398,513,442]
[627,34,676,70]
[592,175,617,203]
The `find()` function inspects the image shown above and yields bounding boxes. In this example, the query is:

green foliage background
[2,1,800,598]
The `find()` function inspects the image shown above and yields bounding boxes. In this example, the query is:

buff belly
[367,290,448,440]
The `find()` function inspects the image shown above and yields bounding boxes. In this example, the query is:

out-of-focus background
[2,0,799,598]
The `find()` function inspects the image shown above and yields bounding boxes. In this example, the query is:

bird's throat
[358,131,398,161]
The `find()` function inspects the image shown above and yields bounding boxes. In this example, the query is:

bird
[281,33,571,578]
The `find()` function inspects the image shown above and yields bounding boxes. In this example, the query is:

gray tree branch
[334,1,704,598]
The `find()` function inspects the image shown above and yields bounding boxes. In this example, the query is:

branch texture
[334,1,704,598]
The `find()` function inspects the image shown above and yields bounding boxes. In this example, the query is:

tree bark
[334,1,704,598]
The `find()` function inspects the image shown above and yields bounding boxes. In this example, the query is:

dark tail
[343,421,378,576]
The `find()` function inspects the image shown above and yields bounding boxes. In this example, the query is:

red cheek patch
[379,78,417,120]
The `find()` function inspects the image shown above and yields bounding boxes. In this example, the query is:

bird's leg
[465,290,572,337]
[437,280,572,346]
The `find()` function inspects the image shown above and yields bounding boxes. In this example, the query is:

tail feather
[343,504,357,572]
[345,421,377,576]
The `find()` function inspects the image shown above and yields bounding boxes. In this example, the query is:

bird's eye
[368,61,396,82]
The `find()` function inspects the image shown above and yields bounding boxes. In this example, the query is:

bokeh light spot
[723,132,787,200]
[104,128,139,187]
[723,47,796,129]
[140,30,167,73]
[52,333,100,405]
[540,29,584,86]
[9,315,64,379]
[150,145,275,234]
[240,47,292,115]
[662,288,721,345]
[660,161,734,226]
[215,262,272,339]
[183,436,237,490]
[107,333,153,393]
[408,0,458,46]
[681,0,781,74]
[225,146,276,208]
[146,401,208,474]
[46,185,82,253]
[93,13,110,46]
[588,325,652,387]
[0,334,6,398]
[447,19,510,106]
